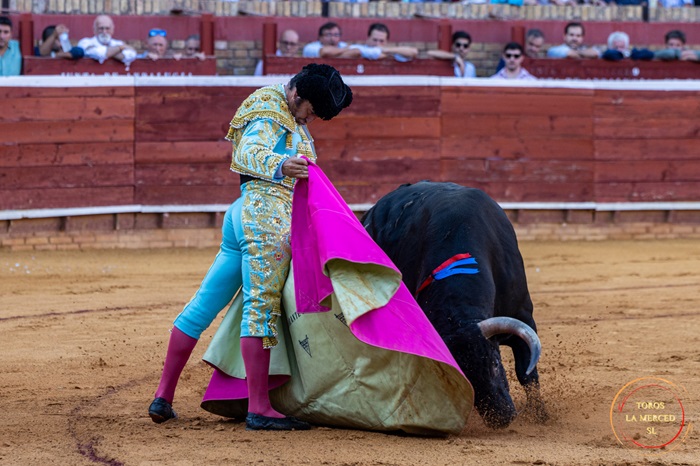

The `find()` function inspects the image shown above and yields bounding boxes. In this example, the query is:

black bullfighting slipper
[149,397,178,424]
[245,412,311,431]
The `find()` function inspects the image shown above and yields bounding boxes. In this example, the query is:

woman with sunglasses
[427,30,477,78]
[148,64,353,431]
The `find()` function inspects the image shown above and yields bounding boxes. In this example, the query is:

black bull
[361,181,547,428]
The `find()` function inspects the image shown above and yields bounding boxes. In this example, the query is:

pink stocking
[154,327,198,403]
[241,337,283,418]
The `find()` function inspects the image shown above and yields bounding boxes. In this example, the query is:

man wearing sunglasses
[495,29,545,73]
[173,34,206,61]
[427,31,476,78]
[490,42,536,80]
[77,15,136,65]
[137,28,170,61]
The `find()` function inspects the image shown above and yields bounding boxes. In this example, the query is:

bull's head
[449,317,541,429]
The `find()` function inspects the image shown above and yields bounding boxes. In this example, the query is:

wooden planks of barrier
[2,79,699,211]
[134,86,252,142]
[264,56,455,77]
[525,58,700,80]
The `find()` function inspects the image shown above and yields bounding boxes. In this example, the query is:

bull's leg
[505,336,548,423]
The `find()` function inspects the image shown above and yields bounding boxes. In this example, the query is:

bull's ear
[477,317,541,375]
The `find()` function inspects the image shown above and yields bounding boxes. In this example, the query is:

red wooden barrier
[265,56,455,76]
[525,58,700,80]
[19,13,33,57]
[200,13,215,56]
[1,81,699,210]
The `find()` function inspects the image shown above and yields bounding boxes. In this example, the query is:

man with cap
[148,64,353,431]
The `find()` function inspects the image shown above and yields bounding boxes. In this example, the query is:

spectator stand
[17,12,217,76]
[262,20,699,79]
[261,21,456,76]
[9,12,700,79]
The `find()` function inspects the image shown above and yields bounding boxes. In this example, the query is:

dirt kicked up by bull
[361,181,548,429]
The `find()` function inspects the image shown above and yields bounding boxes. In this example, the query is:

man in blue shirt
[302,22,358,59]
[547,22,600,59]
[0,16,22,76]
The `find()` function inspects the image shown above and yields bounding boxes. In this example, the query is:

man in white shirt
[490,43,536,80]
[349,23,418,62]
[77,15,136,65]
[302,22,359,59]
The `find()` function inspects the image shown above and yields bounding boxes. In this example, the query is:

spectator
[496,28,545,72]
[184,35,205,59]
[302,22,359,59]
[0,16,21,76]
[36,25,84,59]
[525,29,546,58]
[174,34,206,61]
[427,30,476,78]
[349,23,418,62]
[654,30,699,62]
[547,22,600,59]
[602,31,631,60]
[137,28,170,60]
[490,42,537,80]
[254,29,300,76]
[78,15,136,65]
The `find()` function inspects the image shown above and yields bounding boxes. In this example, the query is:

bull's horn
[477,317,541,376]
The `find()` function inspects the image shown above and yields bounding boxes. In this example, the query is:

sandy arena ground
[0,239,698,466]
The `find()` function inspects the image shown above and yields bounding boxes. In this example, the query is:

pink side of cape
[291,163,464,375]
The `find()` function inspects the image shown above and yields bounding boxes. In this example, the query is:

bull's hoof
[522,385,549,424]
[481,409,517,429]
[520,398,549,424]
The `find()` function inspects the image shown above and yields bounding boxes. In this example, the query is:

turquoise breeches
[173,181,292,348]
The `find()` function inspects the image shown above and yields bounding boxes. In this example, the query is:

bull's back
[362,181,510,259]
[362,182,532,321]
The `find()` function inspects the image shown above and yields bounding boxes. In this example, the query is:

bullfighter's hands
[282,156,309,179]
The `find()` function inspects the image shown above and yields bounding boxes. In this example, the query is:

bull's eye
[492,360,501,377]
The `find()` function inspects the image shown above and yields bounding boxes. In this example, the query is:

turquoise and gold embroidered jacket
[226,84,316,190]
